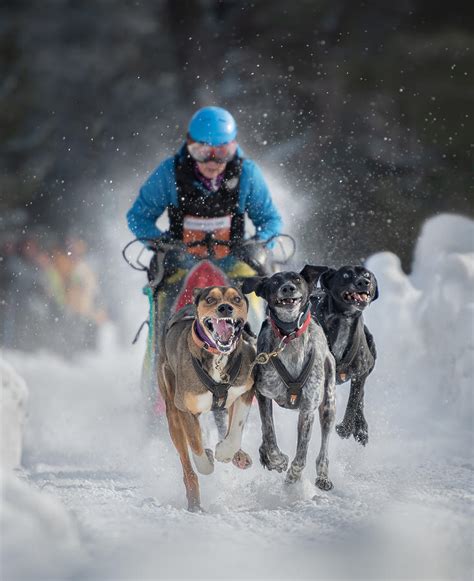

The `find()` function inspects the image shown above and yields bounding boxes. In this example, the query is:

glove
[152,231,174,252]
[234,238,268,272]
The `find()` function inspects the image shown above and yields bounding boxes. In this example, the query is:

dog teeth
[343,291,370,303]
[276,297,301,306]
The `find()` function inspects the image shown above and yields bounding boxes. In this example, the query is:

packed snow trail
[2,214,473,580]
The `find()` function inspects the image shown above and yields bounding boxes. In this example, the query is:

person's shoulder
[154,155,176,174]
[154,145,188,175]
[142,156,177,189]
[240,158,267,186]
[241,157,263,175]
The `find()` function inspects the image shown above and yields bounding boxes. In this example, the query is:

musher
[127,106,282,313]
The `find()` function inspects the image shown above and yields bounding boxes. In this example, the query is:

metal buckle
[255,352,271,365]
[220,372,230,384]
[297,311,305,329]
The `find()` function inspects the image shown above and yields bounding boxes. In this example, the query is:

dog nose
[281,283,297,295]
[217,303,234,317]
[356,277,371,290]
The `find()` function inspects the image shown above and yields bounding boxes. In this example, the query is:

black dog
[242,266,336,490]
[310,266,378,446]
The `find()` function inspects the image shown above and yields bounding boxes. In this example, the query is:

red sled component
[173,260,230,313]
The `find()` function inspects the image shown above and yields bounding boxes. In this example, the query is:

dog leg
[179,411,215,475]
[256,391,289,473]
[215,390,253,468]
[212,408,228,440]
[164,402,202,511]
[315,371,336,490]
[285,409,315,484]
[353,400,369,446]
[336,376,365,441]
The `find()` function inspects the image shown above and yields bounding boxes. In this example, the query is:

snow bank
[0,359,85,580]
[365,213,474,430]
[0,358,28,469]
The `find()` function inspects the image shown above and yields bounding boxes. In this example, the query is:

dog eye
[206,297,215,304]
[233,296,241,303]
[364,272,370,278]
[343,273,350,279]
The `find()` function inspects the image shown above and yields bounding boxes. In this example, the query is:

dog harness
[271,348,316,409]
[312,293,363,384]
[191,353,243,411]
[267,304,316,408]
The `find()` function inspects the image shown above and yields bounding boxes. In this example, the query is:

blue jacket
[127,145,282,242]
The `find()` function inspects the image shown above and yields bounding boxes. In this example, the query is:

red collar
[269,310,312,344]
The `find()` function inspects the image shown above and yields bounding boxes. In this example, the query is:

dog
[158,286,256,511]
[310,265,378,446]
[242,266,336,490]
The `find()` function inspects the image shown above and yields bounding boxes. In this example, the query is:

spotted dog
[242,267,336,490]
[311,266,378,446]
[158,286,255,511]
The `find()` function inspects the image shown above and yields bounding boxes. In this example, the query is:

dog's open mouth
[203,317,244,351]
[342,290,371,306]
[275,297,302,307]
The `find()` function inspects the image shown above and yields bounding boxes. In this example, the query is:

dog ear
[193,287,204,305]
[241,276,267,298]
[372,275,379,301]
[319,268,337,291]
[300,265,329,287]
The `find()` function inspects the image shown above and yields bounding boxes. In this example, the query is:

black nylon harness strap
[271,348,316,409]
[191,353,243,410]
[312,293,362,382]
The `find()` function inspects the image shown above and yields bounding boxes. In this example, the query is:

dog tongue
[214,318,233,342]
[354,292,368,302]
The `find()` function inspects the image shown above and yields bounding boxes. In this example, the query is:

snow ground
[1,213,473,581]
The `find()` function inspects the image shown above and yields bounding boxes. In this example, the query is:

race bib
[183,215,232,232]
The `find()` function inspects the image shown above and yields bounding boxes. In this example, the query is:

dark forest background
[1,0,473,270]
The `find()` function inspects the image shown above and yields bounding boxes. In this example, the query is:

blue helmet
[187,106,237,146]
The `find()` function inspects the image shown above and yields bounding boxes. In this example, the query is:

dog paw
[315,476,333,491]
[285,464,303,485]
[232,449,252,470]
[353,425,368,446]
[336,421,354,439]
[259,445,289,472]
[193,448,214,475]
[187,503,204,513]
[215,439,238,463]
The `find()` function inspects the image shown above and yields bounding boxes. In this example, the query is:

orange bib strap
[183,215,232,258]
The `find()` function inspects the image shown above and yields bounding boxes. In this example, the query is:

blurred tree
[0,0,472,269]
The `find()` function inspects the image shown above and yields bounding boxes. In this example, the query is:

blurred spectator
[0,230,108,356]
[65,237,107,322]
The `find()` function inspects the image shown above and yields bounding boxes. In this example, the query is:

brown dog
[158,286,256,511]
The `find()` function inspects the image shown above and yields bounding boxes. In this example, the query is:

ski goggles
[187,140,238,164]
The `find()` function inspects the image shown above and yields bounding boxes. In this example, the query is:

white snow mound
[0,470,84,580]
[0,358,28,469]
